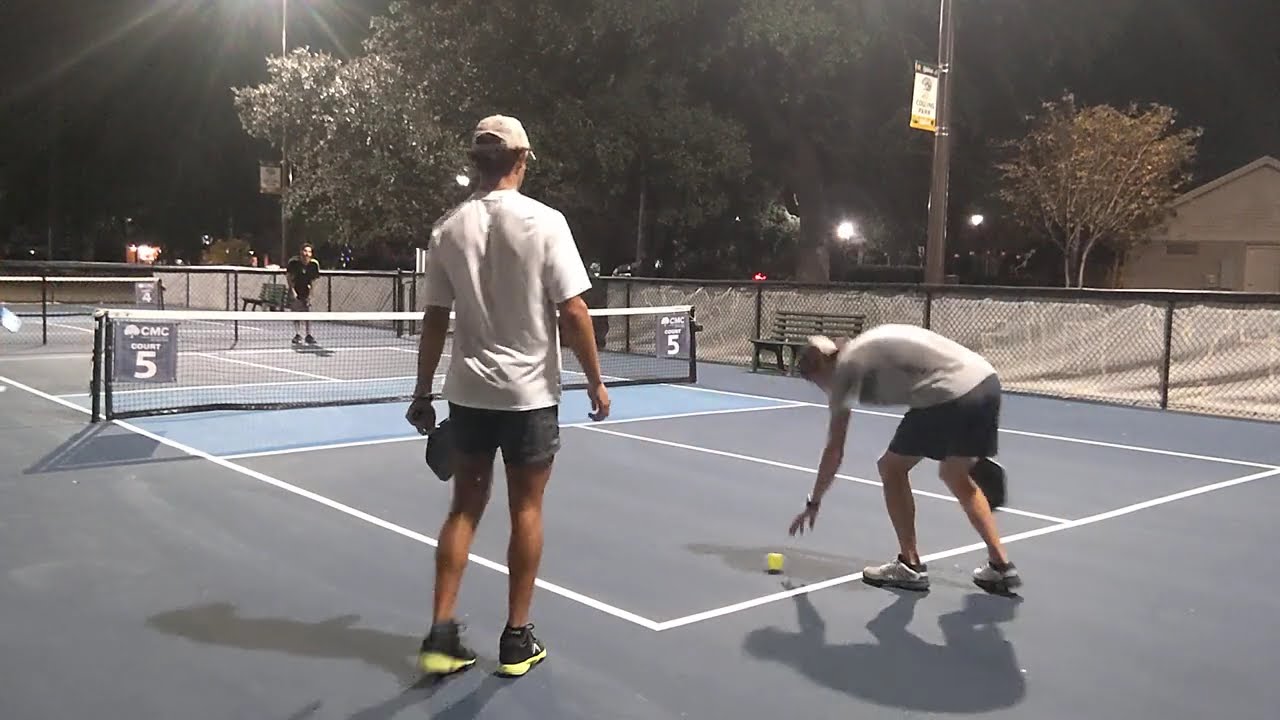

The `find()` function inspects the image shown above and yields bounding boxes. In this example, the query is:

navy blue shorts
[888,374,1001,461]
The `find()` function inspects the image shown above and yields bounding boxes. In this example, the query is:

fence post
[754,283,763,339]
[41,275,48,345]
[922,289,933,330]
[1158,300,1176,409]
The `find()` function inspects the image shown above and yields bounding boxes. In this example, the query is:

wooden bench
[241,283,288,311]
[750,310,866,375]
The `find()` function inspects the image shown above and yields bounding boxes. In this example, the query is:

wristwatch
[806,493,820,509]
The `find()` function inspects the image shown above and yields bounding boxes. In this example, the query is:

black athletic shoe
[291,334,302,345]
[418,620,477,675]
[305,334,316,345]
[497,624,547,677]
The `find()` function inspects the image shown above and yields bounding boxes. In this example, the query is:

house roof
[1171,155,1280,207]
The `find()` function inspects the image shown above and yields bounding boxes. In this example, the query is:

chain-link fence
[603,277,1280,423]
[3,263,424,350]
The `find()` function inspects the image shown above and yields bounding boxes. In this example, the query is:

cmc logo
[124,324,170,338]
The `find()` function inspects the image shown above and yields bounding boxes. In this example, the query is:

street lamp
[923,0,956,285]
[278,0,290,267]
[836,220,855,242]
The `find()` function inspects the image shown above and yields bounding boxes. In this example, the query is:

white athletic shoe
[973,560,1022,594]
[862,555,930,592]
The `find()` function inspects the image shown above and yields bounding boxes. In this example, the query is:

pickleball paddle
[424,417,455,482]
[971,457,1007,510]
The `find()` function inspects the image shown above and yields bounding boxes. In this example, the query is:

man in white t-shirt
[787,324,1021,595]
[404,114,609,678]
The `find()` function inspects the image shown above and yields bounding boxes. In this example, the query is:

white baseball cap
[473,114,535,158]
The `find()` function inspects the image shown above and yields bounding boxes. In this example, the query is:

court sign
[656,312,691,360]
[134,280,159,307]
[113,321,177,383]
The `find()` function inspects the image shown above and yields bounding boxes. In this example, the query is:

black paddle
[971,457,1007,510]
[424,417,455,482]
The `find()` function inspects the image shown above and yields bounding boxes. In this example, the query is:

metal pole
[923,0,955,285]
[279,0,289,268]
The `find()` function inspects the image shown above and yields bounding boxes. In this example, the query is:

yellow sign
[910,61,939,133]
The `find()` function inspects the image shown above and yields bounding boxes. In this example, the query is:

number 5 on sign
[111,321,178,383]
[656,313,690,360]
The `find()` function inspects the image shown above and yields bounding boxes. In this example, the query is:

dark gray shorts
[888,374,1001,461]
[447,402,560,466]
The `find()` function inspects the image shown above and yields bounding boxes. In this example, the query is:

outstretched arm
[789,410,851,535]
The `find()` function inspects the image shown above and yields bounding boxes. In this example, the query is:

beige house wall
[1121,157,1280,290]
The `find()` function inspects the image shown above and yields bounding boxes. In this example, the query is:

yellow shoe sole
[418,652,477,675]
[496,648,547,677]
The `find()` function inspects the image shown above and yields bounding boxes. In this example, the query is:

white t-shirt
[422,189,593,411]
[828,324,996,412]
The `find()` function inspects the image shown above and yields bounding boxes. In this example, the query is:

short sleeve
[421,231,454,309]
[827,357,859,415]
[542,212,592,304]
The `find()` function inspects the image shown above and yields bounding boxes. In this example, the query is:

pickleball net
[88,305,698,420]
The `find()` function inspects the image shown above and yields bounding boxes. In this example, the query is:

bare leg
[938,456,1009,565]
[432,454,494,623]
[504,458,554,628]
[877,452,923,565]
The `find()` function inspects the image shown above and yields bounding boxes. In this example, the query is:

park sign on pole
[910,60,939,133]
[260,163,282,195]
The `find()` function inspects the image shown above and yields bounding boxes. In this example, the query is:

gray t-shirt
[828,324,996,412]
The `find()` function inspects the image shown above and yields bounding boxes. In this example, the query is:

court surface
[3,332,1280,719]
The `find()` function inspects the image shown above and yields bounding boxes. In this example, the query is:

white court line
[190,352,336,381]
[667,384,1280,471]
[219,402,807,460]
[49,322,93,334]
[0,373,663,632]
[577,425,1069,524]
[652,465,1280,631]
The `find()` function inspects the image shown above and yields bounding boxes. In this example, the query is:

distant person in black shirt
[287,243,320,345]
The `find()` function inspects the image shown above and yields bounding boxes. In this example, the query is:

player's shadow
[24,422,195,475]
[744,588,1026,713]
[145,602,505,719]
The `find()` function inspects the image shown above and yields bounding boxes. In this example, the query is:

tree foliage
[232,47,462,248]
[996,92,1202,287]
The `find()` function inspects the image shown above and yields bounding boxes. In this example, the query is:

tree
[232,47,463,250]
[995,92,1201,287]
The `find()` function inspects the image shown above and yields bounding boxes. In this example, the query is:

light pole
[923,0,955,285]
[279,0,289,267]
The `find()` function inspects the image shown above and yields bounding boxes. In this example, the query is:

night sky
[1,0,1276,266]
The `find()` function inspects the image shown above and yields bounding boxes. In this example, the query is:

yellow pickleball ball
[766,552,784,574]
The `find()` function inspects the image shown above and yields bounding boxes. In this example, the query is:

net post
[394,272,405,337]
[922,288,934,329]
[41,275,48,345]
[1158,299,1175,409]
[624,282,633,353]
[103,317,115,420]
[687,306,699,384]
[90,313,104,422]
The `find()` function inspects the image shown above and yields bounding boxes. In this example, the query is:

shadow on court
[744,588,1026,713]
[145,602,507,720]
[24,423,196,475]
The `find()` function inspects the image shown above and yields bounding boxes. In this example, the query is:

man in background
[286,242,320,345]
[405,114,610,677]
